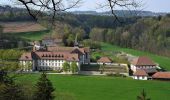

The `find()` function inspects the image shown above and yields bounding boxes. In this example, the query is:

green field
[99,43,170,71]
[11,30,50,41]
[16,74,170,100]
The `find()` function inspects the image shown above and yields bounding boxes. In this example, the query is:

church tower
[74,34,79,48]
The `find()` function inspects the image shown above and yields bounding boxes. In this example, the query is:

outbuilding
[133,69,148,80]
[152,72,170,81]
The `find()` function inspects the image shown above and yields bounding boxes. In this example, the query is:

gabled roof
[131,56,156,66]
[66,54,79,62]
[97,57,112,63]
[19,53,32,61]
[34,51,79,61]
[134,69,148,76]
[47,46,89,54]
[152,72,170,79]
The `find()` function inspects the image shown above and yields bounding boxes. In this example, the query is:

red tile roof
[35,52,79,61]
[47,46,89,54]
[19,51,79,62]
[97,57,112,63]
[19,53,32,61]
[131,56,156,66]
[152,72,170,79]
[134,69,148,76]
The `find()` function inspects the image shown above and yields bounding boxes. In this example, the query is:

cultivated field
[16,74,170,100]
[0,22,46,33]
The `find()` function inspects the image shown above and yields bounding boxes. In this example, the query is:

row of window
[38,60,64,63]
[38,62,63,67]
[136,66,156,68]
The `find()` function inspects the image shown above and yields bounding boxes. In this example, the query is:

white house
[130,56,157,73]
[133,69,148,80]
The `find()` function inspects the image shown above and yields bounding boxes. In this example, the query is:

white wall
[133,76,148,80]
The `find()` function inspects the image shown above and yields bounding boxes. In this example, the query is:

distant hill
[71,10,167,17]
[0,5,168,19]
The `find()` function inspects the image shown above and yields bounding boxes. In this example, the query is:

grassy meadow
[16,74,170,100]
[99,43,170,71]
[12,30,50,41]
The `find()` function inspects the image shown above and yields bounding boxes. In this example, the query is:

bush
[106,73,114,76]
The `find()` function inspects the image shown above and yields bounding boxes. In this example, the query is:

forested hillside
[0,6,169,57]
[90,15,170,57]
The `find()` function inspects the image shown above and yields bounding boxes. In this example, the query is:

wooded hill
[0,6,169,57]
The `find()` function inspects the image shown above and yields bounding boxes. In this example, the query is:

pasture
[16,74,170,100]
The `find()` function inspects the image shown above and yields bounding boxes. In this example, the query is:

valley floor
[16,74,170,100]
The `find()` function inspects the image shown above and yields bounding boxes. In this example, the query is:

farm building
[130,56,158,73]
[97,57,112,65]
[133,69,148,80]
[152,72,170,81]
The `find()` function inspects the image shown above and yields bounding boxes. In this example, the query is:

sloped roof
[66,54,79,61]
[134,69,148,76]
[97,57,112,63]
[152,72,170,79]
[34,51,79,61]
[19,53,32,61]
[131,56,156,66]
[47,46,89,54]
[19,51,79,62]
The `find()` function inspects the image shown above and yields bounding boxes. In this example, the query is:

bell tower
[74,34,79,48]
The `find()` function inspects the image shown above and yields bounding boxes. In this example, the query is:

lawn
[100,43,170,71]
[13,30,50,41]
[16,74,170,100]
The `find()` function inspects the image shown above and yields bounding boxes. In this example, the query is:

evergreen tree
[137,89,151,100]
[0,70,24,100]
[0,83,24,100]
[34,72,55,100]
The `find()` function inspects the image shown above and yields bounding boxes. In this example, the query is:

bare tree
[9,0,141,22]
[107,0,141,23]
[0,0,142,28]
[12,0,82,24]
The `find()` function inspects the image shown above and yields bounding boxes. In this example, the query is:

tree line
[89,15,170,57]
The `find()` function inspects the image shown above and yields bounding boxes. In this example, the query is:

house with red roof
[130,56,159,80]
[133,69,148,80]
[97,57,112,65]
[130,56,158,74]
[152,72,170,81]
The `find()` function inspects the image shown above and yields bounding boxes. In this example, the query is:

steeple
[33,41,36,52]
[74,34,79,48]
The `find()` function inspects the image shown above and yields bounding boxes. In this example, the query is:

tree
[137,89,151,100]
[107,0,141,22]
[14,0,82,22]
[71,62,79,74]
[0,70,24,100]
[25,61,33,71]
[3,0,140,23]
[100,64,105,74]
[62,62,70,72]
[0,83,24,100]
[34,72,55,100]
